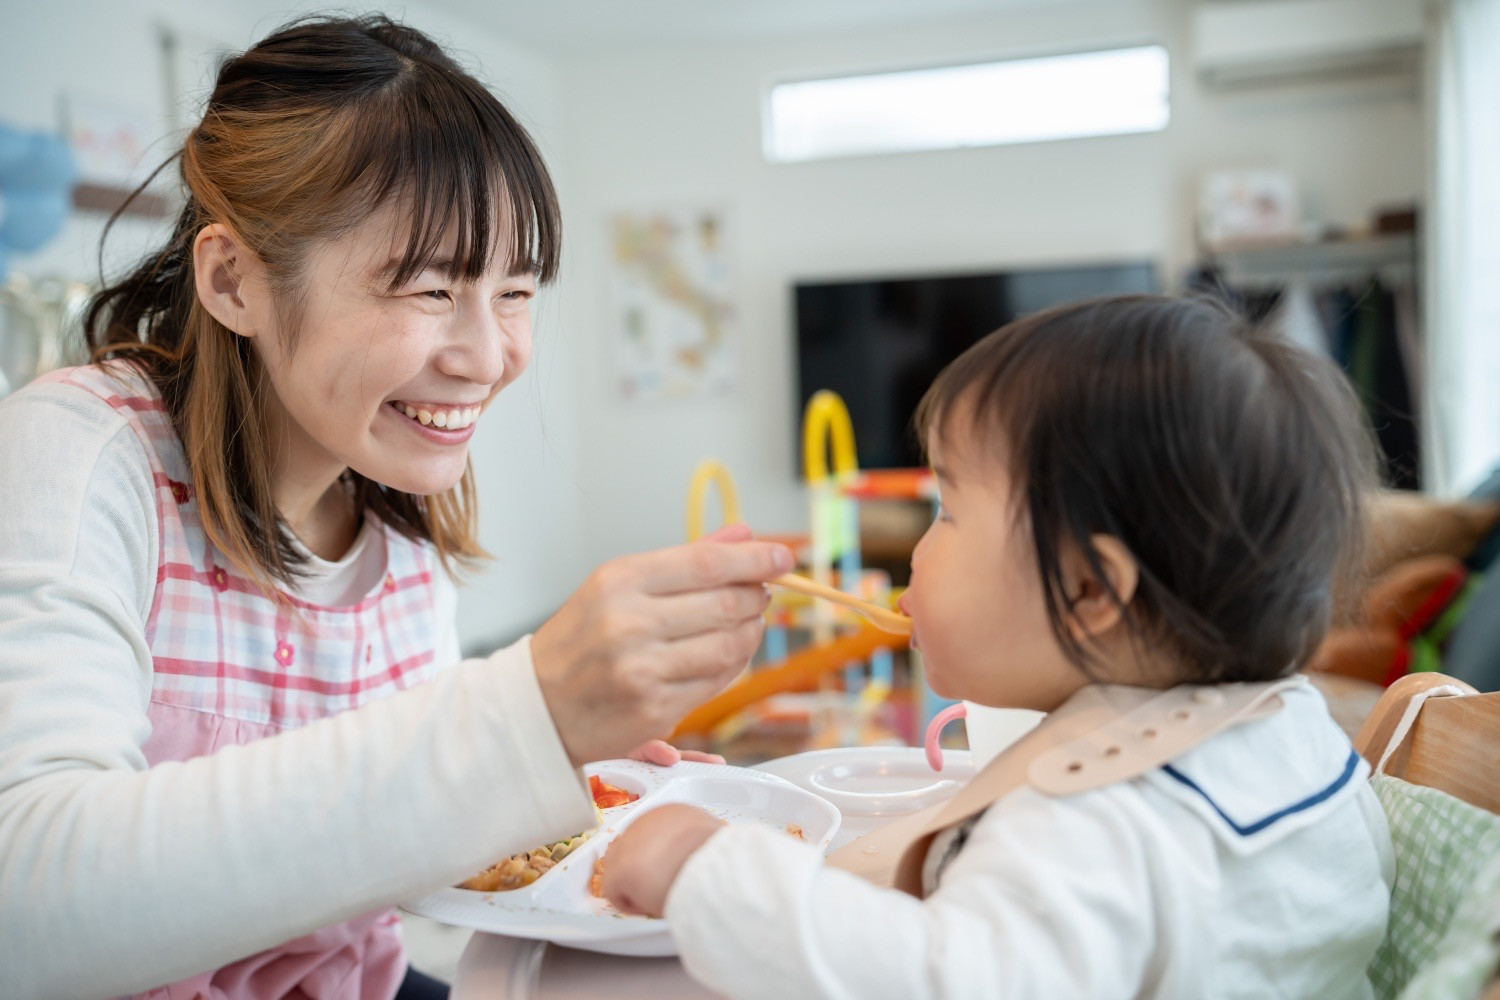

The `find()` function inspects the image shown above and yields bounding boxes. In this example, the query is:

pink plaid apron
[45,364,444,1000]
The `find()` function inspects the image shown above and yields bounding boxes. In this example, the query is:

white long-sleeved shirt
[667,683,1394,999]
[0,380,596,999]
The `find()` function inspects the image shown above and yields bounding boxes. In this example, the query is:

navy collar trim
[1160,748,1361,837]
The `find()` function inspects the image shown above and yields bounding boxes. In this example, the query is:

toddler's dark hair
[916,294,1378,684]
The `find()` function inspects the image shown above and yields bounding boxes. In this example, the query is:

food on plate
[457,774,638,893]
[458,834,590,892]
[590,774,639,809]
[457,775,806,897]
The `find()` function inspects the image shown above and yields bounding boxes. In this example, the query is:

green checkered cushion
[1368,775,1500,999]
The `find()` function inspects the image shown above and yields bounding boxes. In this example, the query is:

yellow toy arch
[802,390,858,485]
[685,459,742,541]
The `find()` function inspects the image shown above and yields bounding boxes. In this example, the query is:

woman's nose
[441,309,508,386]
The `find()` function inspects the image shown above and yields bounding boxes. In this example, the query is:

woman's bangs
[353,75,558,291]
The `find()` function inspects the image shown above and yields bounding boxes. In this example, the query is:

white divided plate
[401,759,839,957]
[754,746,974,850]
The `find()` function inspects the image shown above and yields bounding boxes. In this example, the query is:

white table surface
[453,933,716,999]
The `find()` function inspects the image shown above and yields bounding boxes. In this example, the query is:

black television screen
[794,262,1157,470]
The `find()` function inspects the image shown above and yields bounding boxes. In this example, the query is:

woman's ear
[1061,534,1140,641]
[192,223,264,337]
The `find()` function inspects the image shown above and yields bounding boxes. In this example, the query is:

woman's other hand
[532,524,792,767]
[628,740,725,766]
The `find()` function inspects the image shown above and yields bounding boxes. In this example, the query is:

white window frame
[764,45,1171,164]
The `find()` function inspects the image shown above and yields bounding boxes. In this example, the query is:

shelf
[1200,232,1417,286]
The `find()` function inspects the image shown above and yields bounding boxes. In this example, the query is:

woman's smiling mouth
[388,400,481,430]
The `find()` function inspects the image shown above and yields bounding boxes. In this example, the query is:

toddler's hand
[600,804,724,918]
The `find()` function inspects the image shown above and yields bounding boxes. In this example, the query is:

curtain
[1425,0,1500,493]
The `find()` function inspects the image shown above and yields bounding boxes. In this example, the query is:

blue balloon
[0,188,70,252]
[0,125,27,175]
[0,122,76,261]
[0,132,75,192]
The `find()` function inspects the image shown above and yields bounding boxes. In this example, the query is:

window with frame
[765,45,1171,163]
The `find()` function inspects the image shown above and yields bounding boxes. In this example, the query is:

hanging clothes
[1344,279,1421,490]
[1190,267,1423,490]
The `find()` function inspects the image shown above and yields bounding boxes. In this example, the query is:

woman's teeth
[396,403,480,430]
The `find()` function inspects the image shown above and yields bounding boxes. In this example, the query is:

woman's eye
[499,288,533,302]
[420,289,452,302]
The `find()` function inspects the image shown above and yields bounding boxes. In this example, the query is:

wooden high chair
[1353,673,1500,1000]
[1353,673,1500,814]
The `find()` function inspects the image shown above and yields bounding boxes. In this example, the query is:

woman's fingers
[675,749,726,765]
[697,522,754,543]
[657,615,767,686]
[636,535,794,595]
[626,740,728,766]
[530,529,794,766]
[648,584,771,641]
[628,739,682,766]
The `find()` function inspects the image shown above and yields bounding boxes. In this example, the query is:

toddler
[603,295,1393,999]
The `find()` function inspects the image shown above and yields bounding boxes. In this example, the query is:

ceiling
[424,0,1070,55]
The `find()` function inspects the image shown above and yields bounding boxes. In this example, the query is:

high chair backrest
[1354,673,1500,1000]
[1354,673,1500,815]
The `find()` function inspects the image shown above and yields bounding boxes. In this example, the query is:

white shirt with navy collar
[666,680,1394,999]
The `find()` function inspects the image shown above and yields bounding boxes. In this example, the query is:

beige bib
[825,676,1306,896]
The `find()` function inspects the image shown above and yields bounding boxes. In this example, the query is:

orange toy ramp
[671,625,908,739]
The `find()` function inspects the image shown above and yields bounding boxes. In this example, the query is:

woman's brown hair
[84,14,561,588]
[917,294,1379,684]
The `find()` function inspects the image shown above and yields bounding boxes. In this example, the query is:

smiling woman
[0,14,791,1000]
[177,197,541,549]
[86,22,558,584]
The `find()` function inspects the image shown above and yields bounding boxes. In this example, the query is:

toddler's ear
[1063,534,1139,641]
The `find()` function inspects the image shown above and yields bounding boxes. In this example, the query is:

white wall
[1,0,592,650]
[556,0,1425,565]
[2,0,1432,647]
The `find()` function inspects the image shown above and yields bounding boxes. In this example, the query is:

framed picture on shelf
[1198,169,1300,246]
